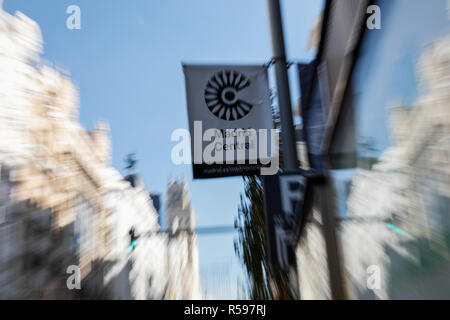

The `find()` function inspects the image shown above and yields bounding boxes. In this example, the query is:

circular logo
[204,70,253,121]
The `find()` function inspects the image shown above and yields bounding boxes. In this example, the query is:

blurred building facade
[296,0,450,299]
[0,6,111,298]
[102,172,163,300]
[103,177,202,300]
[295,0,363,299]
[164,179,202,299]
[0,5,201,299]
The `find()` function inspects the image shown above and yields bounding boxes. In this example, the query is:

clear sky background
[4,0,322,299]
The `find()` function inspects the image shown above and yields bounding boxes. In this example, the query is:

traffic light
[127,227,139,252]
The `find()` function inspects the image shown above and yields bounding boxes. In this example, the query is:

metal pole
[267,0,298,170]
[267,0,300,299]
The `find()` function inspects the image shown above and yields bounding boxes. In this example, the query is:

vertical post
[267,0,300,299]
[267,0,298,170]
[318,177,347,299]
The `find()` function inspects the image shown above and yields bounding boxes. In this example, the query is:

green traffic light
[127,240,137,252]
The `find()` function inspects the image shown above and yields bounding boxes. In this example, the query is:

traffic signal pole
[267,0,300,299]
[267,0,346,301]
[267,0,298,170]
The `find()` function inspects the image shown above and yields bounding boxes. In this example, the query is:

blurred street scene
[0,0,449,300]
[292,0,450,299]
[235,0,450,300]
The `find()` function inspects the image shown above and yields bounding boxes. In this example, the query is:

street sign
[262,173,308,271]
[183,65,274,179]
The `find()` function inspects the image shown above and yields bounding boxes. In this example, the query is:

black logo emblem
[204,70,253,121]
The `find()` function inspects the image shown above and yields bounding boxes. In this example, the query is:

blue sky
[4,0,322,299]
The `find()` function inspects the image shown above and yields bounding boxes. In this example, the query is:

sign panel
[183,65,274,179]
[263,173,308,270]
[297,62,327,170]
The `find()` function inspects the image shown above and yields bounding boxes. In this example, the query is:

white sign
[183,65,274,178]
[263,173,308,270]
[279,175,307,218]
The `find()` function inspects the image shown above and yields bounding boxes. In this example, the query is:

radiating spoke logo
[204,70,253,121]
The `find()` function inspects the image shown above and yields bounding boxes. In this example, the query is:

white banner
[183,65,274,178]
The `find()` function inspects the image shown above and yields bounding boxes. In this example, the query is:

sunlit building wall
[103,172,168,300]
[165,179,202,300]
[0,5,111,298]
